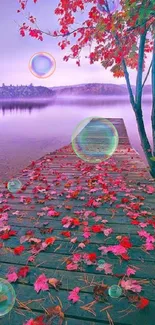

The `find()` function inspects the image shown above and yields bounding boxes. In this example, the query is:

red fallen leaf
[14,245,25,255]
[137,297,149,309]
[9,230,17,236]
[17,266,29,278]
[121,253,130,261]
[0,233,10,240]
[65,205,72,210]
[45,237,56,245]
[72,218,80,226]
[88,253,97,262]
[121,198,129,204]
[33,315,46,325]
[26,230,34,236]
[129,202,142,211]
[61,231,71,238]
[120,236,132,248]
[91,224,103,233]
[131,220,140,225]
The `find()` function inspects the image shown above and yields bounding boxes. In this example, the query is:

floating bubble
[71,117,119,163]
[7,179,22,193]
[108,285,122,298]
[98,259,106,265]
[29,52,56,78]
[0,279,16,317]
[97,0,119,13]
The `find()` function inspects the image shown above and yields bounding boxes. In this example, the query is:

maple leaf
[44,305,64,323]
[137,296,149,309]
[88,252,97,262]
[126,266,136,276]
[91,224,103,233]
[61,231,71,237]
[23,316,45,325]
[34,274,49,293]
[17,266,29,278]
[44,237,56,245]
[145,185,155,194]
[48,278,62,290]
[66,262,78,271]
[120,279,142,293]
[120,236,132,248]
[14,245,25,255]
[6,272,18,283]
[93,283,108,299]
[68,287,80,303]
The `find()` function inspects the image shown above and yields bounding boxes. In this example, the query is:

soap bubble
[108,285,122,298]
[97,0,119,13]
[71,117,119,163]
[7,179,22,193]
[0,279,16,317]
[29,52,56,78]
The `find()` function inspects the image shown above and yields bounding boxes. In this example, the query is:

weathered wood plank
[0,118,154,325]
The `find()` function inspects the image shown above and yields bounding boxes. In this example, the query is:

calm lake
[0,96,152,181]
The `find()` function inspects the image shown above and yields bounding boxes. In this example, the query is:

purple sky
[0,0,152,87]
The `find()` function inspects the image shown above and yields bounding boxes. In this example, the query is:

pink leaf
[146,185,155,194]
[103,228,113,236]
[68,287,80,303]
[126,267,136,276]
[34,274,49,293]
[78,242,85,249]
[66,263,78,271]
[120,279,142,293]
[102,263,113,275]
[6,272,18,283]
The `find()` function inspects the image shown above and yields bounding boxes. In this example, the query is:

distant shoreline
[0,83,152,99]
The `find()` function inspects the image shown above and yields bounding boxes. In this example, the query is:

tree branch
[113,34,136,109]
[135,29,147,108]
[151,35,155,155]
[142,59,153,89]
[121,59,136,109]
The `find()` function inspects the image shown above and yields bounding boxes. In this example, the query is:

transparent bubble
[108,285,122,298]
[97,0,119,13]
[0,279,16,317]
[7,179,22,193]
[29,52,56,78]
[71,117,119,163]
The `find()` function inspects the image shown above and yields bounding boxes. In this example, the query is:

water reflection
[0,96,152,182]
[0,100,51,115]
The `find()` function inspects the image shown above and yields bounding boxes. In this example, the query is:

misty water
[0,96,152,181]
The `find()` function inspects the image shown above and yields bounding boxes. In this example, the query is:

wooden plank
[0,118,155,325]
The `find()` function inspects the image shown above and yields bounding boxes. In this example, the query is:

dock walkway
[0,118,155,325]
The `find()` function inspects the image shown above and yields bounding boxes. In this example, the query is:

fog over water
[0,95,152,181]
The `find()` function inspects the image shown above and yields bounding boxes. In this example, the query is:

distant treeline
[0,83,152,98]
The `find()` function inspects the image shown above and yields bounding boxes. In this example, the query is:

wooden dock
[0,118,155,325]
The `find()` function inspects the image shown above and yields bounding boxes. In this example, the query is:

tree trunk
[121,30,155,178]
[151,38,155,156]
[134,107,155,178]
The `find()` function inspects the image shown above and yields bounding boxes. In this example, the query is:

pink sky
[0,0,152,87]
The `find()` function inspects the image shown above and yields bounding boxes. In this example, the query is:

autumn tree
[17,0,155,177]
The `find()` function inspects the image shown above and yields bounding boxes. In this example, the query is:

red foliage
[16,0,155,78]
[17,266,29,278]
[137,297,149,309]
[13,245,25,255]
